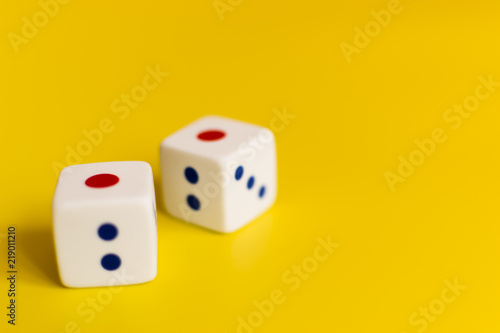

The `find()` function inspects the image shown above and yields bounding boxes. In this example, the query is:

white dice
[52,161,157,288]
[160,116,277,233]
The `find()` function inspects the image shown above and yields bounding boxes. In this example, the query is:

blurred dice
[160,116,277,233]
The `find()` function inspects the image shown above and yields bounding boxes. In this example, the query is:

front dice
[52,161,157,288]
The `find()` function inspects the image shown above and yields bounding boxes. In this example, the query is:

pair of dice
[52,116,277,288]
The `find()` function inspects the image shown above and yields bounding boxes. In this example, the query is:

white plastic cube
[160,116,277,233]
[52,161,157,288]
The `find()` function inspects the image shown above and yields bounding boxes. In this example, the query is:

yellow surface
[1,0,500,332]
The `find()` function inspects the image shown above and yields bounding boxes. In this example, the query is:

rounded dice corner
[217,224,243,234]
[141,269,158,285]
[57,272,83,289]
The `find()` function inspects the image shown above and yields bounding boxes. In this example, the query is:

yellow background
[1,0,500,332]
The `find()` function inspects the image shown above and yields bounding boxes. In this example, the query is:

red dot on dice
[85,174,120,188]
[197,130,226,141]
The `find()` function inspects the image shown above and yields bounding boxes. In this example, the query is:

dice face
[160,116,277,233]
[52,161,157,288]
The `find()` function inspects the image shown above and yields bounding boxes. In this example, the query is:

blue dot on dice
[184,167,199,184]
[235,166,244,180]
[247,176,255,189]
[101,254,121,271]
[98,223,118,241]
[259,186,266,198]
[187,194,201,210]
